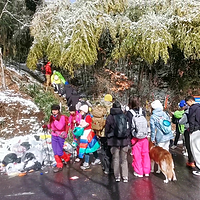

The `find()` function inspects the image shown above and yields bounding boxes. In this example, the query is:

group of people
[42,62,200,180]
[171,96,200,176]
[42,61,76,101]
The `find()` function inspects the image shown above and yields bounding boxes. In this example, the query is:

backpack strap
[129,109,136,116]
[139,107,142,115]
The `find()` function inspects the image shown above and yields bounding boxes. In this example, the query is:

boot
[53,167,63,173]
[54,155,63,173]
[60,151,71,162]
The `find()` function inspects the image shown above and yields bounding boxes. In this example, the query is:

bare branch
[0,0,10,19]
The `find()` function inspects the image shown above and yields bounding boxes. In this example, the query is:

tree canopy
[27,0,200,74]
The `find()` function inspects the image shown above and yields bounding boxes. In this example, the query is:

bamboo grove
[24,0,200,103]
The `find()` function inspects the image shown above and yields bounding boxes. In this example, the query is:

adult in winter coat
[126,97,150,178]
[62,82,74,101]
[185,96,200,176]
[150,100,173,151]
[44,104,70,173]
[105,101,131,182]
[67,90,80,108]
[179,105,195,168]
[44,61,52,87]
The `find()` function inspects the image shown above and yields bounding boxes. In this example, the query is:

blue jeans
[84,151,99,164]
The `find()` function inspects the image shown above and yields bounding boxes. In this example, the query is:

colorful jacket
[78,129,100,158]
[47,115,66,137]
[51,71,65,84]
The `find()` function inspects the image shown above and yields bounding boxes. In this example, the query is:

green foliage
[118,13,173,64]
[20,83,69,122]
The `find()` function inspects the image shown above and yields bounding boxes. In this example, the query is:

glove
[42,124,47,129]
[72,141,78,148]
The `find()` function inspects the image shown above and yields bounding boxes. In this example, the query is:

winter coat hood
[152,108,165,117]
[110,107,123,115]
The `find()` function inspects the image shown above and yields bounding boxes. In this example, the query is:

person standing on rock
[43,104,70,173]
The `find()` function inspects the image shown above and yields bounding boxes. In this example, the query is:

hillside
[0,67,45,139]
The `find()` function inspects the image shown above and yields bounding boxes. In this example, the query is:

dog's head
[149,140,155,150]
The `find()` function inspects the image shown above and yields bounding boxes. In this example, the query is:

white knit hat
[151,100,163,110]
[79,104,89,113]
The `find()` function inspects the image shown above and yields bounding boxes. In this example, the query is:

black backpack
[113,114,128,138]
[172,114,179,124]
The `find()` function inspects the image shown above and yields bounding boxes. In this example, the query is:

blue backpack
[154,113,171,135]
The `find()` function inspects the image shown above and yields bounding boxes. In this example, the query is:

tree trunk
[0,48,6,90]
[137,63,144,96]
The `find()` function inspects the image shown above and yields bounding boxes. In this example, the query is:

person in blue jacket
[150,100,174,151]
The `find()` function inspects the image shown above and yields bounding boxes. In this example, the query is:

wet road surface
[0,146,200,200]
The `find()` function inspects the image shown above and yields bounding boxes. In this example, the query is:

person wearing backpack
[105,101,131,182]
[126,97,151,178]
[51,70,65,95]
[171,100,186,150]
[150,100,174,151]
[42,104,70,173]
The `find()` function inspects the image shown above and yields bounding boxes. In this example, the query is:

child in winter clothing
[126,97,150,178]
[68,105,82,162]
[73,104,101,170]
[44,104,70,173]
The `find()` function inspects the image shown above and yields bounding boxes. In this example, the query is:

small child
[68,105,82,162]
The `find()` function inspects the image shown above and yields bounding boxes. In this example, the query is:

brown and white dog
[149,140,177,183]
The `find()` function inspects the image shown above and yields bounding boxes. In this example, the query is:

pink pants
[131,137,151,175]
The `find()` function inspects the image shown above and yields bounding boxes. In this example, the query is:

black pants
[174,125,184,146]
[100,137,112,172]
[184,129,194,163]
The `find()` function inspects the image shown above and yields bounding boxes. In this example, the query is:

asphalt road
[0,146,200,200]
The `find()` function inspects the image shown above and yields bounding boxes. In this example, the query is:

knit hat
[113,101,121,108]
[179,100,186,108]
[65,81,69,85]
[151,100,163,110]
[104,94,113,102]
[69,105,76,111]
[51,104,60,111]
[79,104,89,113]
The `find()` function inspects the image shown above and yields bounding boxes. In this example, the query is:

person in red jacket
[44,61,52,87]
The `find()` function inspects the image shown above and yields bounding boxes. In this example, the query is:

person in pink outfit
[126,97,151,177]
[43,104,70,173]
[68,105,82,131]
[68,105,82,162]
